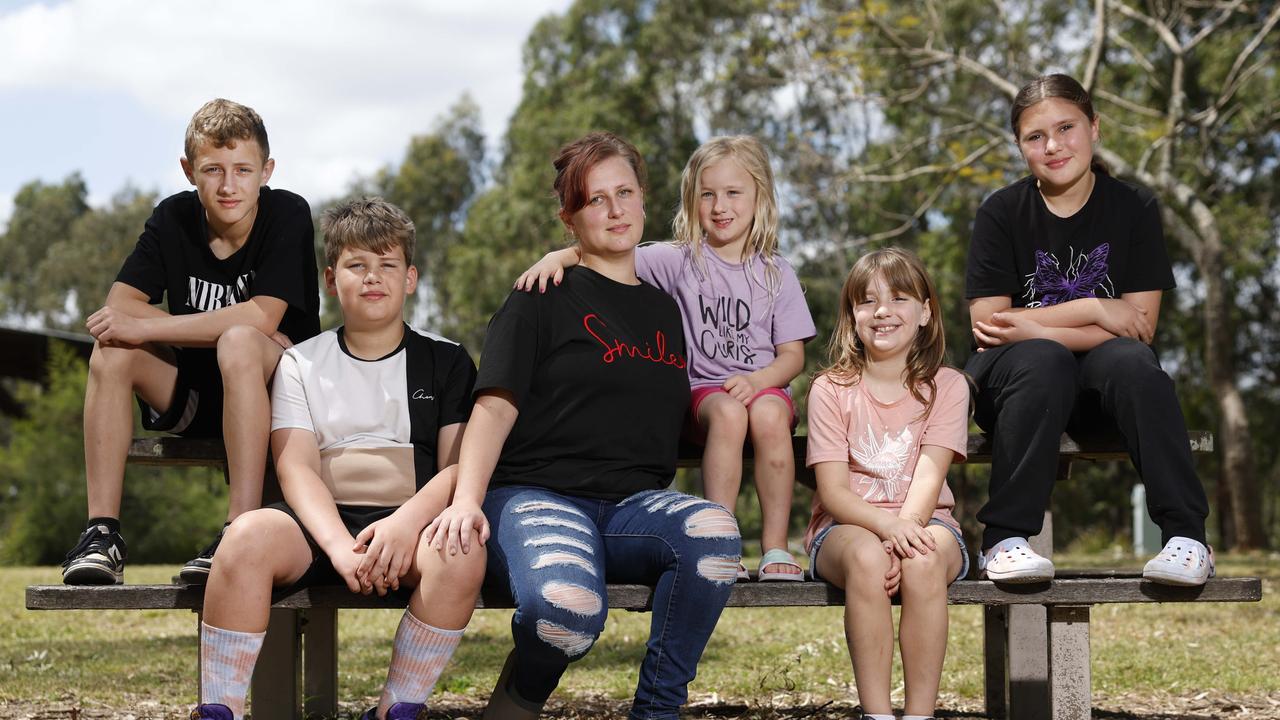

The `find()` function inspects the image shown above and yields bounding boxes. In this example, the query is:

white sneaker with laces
[979,537,1055,583]
[1142,536,1214,586]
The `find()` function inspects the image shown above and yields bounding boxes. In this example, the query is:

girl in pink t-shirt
[806,248,969,720]
[516,136,816,582]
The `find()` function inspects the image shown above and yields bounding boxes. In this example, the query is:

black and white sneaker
[178,524,229,584]
[62,523,127,585]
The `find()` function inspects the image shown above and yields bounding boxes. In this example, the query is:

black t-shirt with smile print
[476,265,690,501]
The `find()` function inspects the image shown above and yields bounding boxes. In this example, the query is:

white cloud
[0,0,571,223]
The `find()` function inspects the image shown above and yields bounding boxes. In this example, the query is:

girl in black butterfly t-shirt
[964,74,1211,586]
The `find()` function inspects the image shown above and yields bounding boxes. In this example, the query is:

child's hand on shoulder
[514,247,579,293]
[722,375,760,404]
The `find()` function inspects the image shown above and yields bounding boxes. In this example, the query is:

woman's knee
[626,493,741,585]
[516,586,607,659]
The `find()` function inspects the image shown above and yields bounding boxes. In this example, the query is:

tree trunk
[1199,231,1267,550]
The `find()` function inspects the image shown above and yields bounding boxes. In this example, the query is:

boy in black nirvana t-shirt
[62,99,320,586]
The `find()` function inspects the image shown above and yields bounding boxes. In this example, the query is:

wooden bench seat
[26,429,1246,720]
[25,576,1261,720]
[125,431,1218,471]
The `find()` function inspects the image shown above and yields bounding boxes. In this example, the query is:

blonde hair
[822,248,947,415]
[184,99,269,164]
[321,197,415,268]
[671,135,782,297]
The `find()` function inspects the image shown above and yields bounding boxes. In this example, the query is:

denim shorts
[809,518,970,584]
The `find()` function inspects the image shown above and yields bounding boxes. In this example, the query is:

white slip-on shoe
[1143,536,1214,586]
[978,537,1055,583]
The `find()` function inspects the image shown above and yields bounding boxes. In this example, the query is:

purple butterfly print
[1023,243,1115,307]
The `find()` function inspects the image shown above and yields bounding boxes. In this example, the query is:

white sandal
[757,548,804,582]
[979,537,1054,583]
[1143,536,1214,586]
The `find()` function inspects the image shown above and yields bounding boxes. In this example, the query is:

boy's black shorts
[136,347,223,438]
[264,501,399,589]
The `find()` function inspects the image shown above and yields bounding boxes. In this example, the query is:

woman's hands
[424,499,490,557]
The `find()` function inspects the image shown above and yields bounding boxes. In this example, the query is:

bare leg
[398,474,486,630]
[83,342,178,519]
[747,395,798,575]
[405,534,486,630]
[375,481,485,719]
[898,525,962,718]
[697,393,749,513]
[203,508,313,632]
[816,525,896,716]
[216,326,285,522]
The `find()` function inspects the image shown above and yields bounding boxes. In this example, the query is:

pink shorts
[687,385,797,442]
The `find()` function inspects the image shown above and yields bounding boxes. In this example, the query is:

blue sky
[0,0,573,230]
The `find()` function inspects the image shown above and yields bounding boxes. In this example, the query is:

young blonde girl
[517,135,816,581]
[805,248,969,720]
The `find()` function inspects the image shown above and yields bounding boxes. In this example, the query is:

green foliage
[443,0,764,349]
[0,344,226,565]
[764,0,1280,548]
[385,97,487,332]
[0,176,155,330]
[0,175,90,321]
[3,0,1276,551]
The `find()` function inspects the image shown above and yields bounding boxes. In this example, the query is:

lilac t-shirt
[636,243,816,389]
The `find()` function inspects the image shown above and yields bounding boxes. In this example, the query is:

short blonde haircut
[321,197,416,269]
[184,99,270,164]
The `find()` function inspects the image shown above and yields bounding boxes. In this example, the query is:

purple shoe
[360,703,425,720]
[191,704,233,720]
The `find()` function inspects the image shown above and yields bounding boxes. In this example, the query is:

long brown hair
[1010,74,1108,176]
[822,248,946,415]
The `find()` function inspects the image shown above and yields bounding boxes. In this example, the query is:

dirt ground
[5,690,1280,720]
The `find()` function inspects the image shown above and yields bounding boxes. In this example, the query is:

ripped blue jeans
[482,485,741,720]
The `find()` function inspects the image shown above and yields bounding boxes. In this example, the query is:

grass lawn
[2,554,1277,718]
